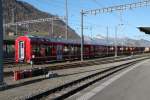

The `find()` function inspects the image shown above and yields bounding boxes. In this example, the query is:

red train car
[15,35,148,63]
[15,35,90,63]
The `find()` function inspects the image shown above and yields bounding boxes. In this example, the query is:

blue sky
[20,0,150,40]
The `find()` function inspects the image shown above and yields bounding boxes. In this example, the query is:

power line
[83,0,150,15]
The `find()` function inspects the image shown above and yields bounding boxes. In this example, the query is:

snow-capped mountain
[84,35,150,47]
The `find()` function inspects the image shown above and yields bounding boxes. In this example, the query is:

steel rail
[25,57,149,100]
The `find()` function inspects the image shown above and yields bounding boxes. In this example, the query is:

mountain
[2,0,80,40]
[84,35,150,47]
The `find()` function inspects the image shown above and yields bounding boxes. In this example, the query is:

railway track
[4,54,150,77]
[23,56,149,100]
[4,58,15,64]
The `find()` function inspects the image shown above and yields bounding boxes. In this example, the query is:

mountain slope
[2,0,80,40]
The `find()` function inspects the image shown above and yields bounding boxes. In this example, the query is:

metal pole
[12,8,15,23]
[65,0,68,40]
[115,26,118,57]
[122,37,124,54]
[3,18,5,39]
[16,24,18,36]
[49,22,51,37]
[0,0,4,84]
[81,10,84,61]
[28,24,29,32]
[106,26,109,55]
[51,18,54,38]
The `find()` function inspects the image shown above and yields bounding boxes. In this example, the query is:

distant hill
[2,0,80,40]
[84,35,150,47]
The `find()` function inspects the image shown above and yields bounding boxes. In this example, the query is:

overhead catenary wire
[80,0,150,61]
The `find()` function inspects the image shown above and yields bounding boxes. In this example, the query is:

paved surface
[73,59,150,100]
[0,56,144,100]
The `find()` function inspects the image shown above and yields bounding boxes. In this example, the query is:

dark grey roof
[138,27,150,34]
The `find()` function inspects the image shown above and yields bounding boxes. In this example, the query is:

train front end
[15,36,31,63]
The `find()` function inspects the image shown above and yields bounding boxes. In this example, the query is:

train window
[45,46,51,56]
[40,45,46,56]
[32,44,40,57]
[110,47,114,51]
[84,46,89,52]
[74,46,78,54]
[77,46,80,54]
[3,45,6,53]
[70,46,74,55]
[51,45,56,56]
[64,46,68,52]
[91,46,94,52]
[71,47,74,52]
[19,41,25,60]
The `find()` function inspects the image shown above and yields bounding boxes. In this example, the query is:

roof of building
[138,27,150,34]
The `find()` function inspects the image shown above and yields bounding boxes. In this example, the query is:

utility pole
[15,24,18,36]
[115,26,118,57]
[81,10,84,61]
[0,0,4,84]
[51,18,54,38]
[12,8,15,23]
[27,24,29,32]
[106,26,109,55]
[90,26,93,39]
[3,18,5,39]
[49,21,51,37]
[65,0,68,40]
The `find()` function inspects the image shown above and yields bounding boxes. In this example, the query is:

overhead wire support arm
[83,0,150,15]
[4,16,65,27]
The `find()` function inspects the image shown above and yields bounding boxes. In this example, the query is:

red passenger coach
[15,35,81,63]
[15,36,32,63]
[15,35,149,63]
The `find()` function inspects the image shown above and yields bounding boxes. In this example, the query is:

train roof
[26,35,81,45]
[16,35,149,47]
[17,35,106,46]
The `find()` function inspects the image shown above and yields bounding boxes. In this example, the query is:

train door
[18,41,25,62]
[57,45,62,60]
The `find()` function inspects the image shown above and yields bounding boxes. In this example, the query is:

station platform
[67,59,150,100]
